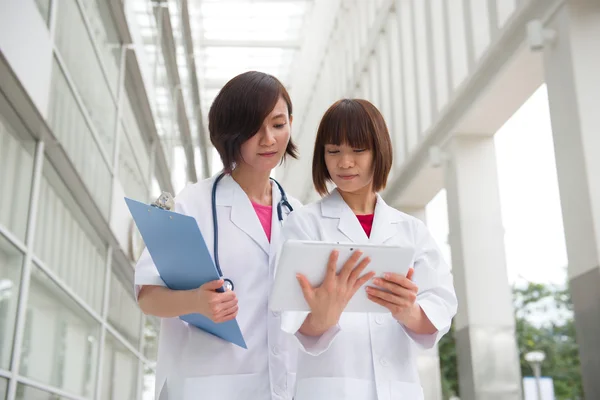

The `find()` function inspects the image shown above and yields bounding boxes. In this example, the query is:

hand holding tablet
[270,240,415,313]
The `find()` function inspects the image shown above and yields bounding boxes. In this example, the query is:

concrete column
[444,135,521,400]
[402,207,443,400]
[542,2,600,398]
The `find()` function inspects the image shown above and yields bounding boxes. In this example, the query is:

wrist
[396,303,438,335]
[394,303,420,327]
[299,312,338,337]
[185,288,206,315]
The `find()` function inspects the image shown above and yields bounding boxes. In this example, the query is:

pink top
[356,214,375,238]
[252,201,273,242]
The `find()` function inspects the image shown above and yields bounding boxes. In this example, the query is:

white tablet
[270,240,415,313]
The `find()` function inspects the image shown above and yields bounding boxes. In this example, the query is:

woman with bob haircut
[281,99,458,400]
[135,71,305,400]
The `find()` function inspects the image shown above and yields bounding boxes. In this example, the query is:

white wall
[0,0,53,117]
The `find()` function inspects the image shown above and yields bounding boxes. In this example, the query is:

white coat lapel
[369,194,400,244]
[216,175,270,255]
[321,190,369,243]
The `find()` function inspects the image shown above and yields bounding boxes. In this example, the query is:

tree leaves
[439,281,583,400]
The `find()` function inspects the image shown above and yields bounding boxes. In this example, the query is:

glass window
[54,0,118,160]
[142,364,155,400]
[0,376,7,399]
[78,0,122,93]
[143,317,158,362]
[153,66,176,170]
[100,333,138,400]
[0,234,24,370]
[34,159,106,313]
[122,92,150,178]
[19,265,100,398]
[108,269,142,348]
[0,113,35,242]
[119,125,149,203]
[48,58,113,217]
[16,384,68,400]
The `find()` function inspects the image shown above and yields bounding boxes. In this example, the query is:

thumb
[296,274,314,301]
[406,267,415,281]
[201,279,225,291]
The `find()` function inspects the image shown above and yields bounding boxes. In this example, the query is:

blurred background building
[0,0,598,399]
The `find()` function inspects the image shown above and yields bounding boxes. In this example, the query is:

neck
[230,165,272,205]
[337,186,377,215]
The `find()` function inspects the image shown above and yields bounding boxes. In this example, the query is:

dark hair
[312,99,393,196]
[208,71,298,172]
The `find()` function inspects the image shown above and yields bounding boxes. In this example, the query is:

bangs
[318,100,375,150]
[230,73,287,137]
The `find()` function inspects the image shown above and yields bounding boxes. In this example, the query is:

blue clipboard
[125,197,247,349]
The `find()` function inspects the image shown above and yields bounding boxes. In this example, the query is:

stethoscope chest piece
[223,279,234,291]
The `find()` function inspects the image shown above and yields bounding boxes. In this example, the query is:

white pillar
[542,1,600,397]
[402,207,443,400]
[444,135,521,400]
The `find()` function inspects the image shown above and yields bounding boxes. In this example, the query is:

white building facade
[1,0,599,399]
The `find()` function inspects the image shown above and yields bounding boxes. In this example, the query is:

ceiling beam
[350,0,394,95]
[181,0,211,179]
[108,0,174,196]
[155,1,198,183]
[202,78,291,90]
[199,39,301,49]
[197,0,311,3]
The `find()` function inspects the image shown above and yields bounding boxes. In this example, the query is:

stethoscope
[211,172,293,291]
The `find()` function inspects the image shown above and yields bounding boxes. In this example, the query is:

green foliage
[438,281,583,400]
[439,323,458,399]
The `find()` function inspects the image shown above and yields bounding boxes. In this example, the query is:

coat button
[375,315,384,325]
[380,357,390,366]
[272,311,280,317]
[272,346,280,356]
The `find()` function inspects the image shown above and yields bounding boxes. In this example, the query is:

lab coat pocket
[295,377,375,400]
[182,372,267,400]
[390,381,424,400]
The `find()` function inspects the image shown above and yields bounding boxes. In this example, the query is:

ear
[289,114,294,127]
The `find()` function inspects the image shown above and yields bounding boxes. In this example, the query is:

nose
[259,128,276,146]
[338,153,354,168]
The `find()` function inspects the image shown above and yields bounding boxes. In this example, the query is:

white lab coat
[280,189,457,400]
[135,174,302,400]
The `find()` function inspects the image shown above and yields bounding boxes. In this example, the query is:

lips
[338,174,358,180]
[258,151,278,157]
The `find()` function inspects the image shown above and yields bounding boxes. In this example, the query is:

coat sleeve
[279,210,342,356]
[133,197,188,300]
[402,219,458,349]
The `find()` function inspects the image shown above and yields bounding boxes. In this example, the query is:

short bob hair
[312,99,393,196]
[209,71,298,172]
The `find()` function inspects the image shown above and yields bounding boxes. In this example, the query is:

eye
[354,148,367,153]
[274,123,286,129]
[326,149,340,154]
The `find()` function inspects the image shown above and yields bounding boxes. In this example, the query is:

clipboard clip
[152,192,175,211]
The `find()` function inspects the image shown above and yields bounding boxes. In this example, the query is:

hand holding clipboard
[126,197,247,349]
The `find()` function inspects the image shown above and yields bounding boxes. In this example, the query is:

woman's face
[238,97,292,173]
[324,142,374,194]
